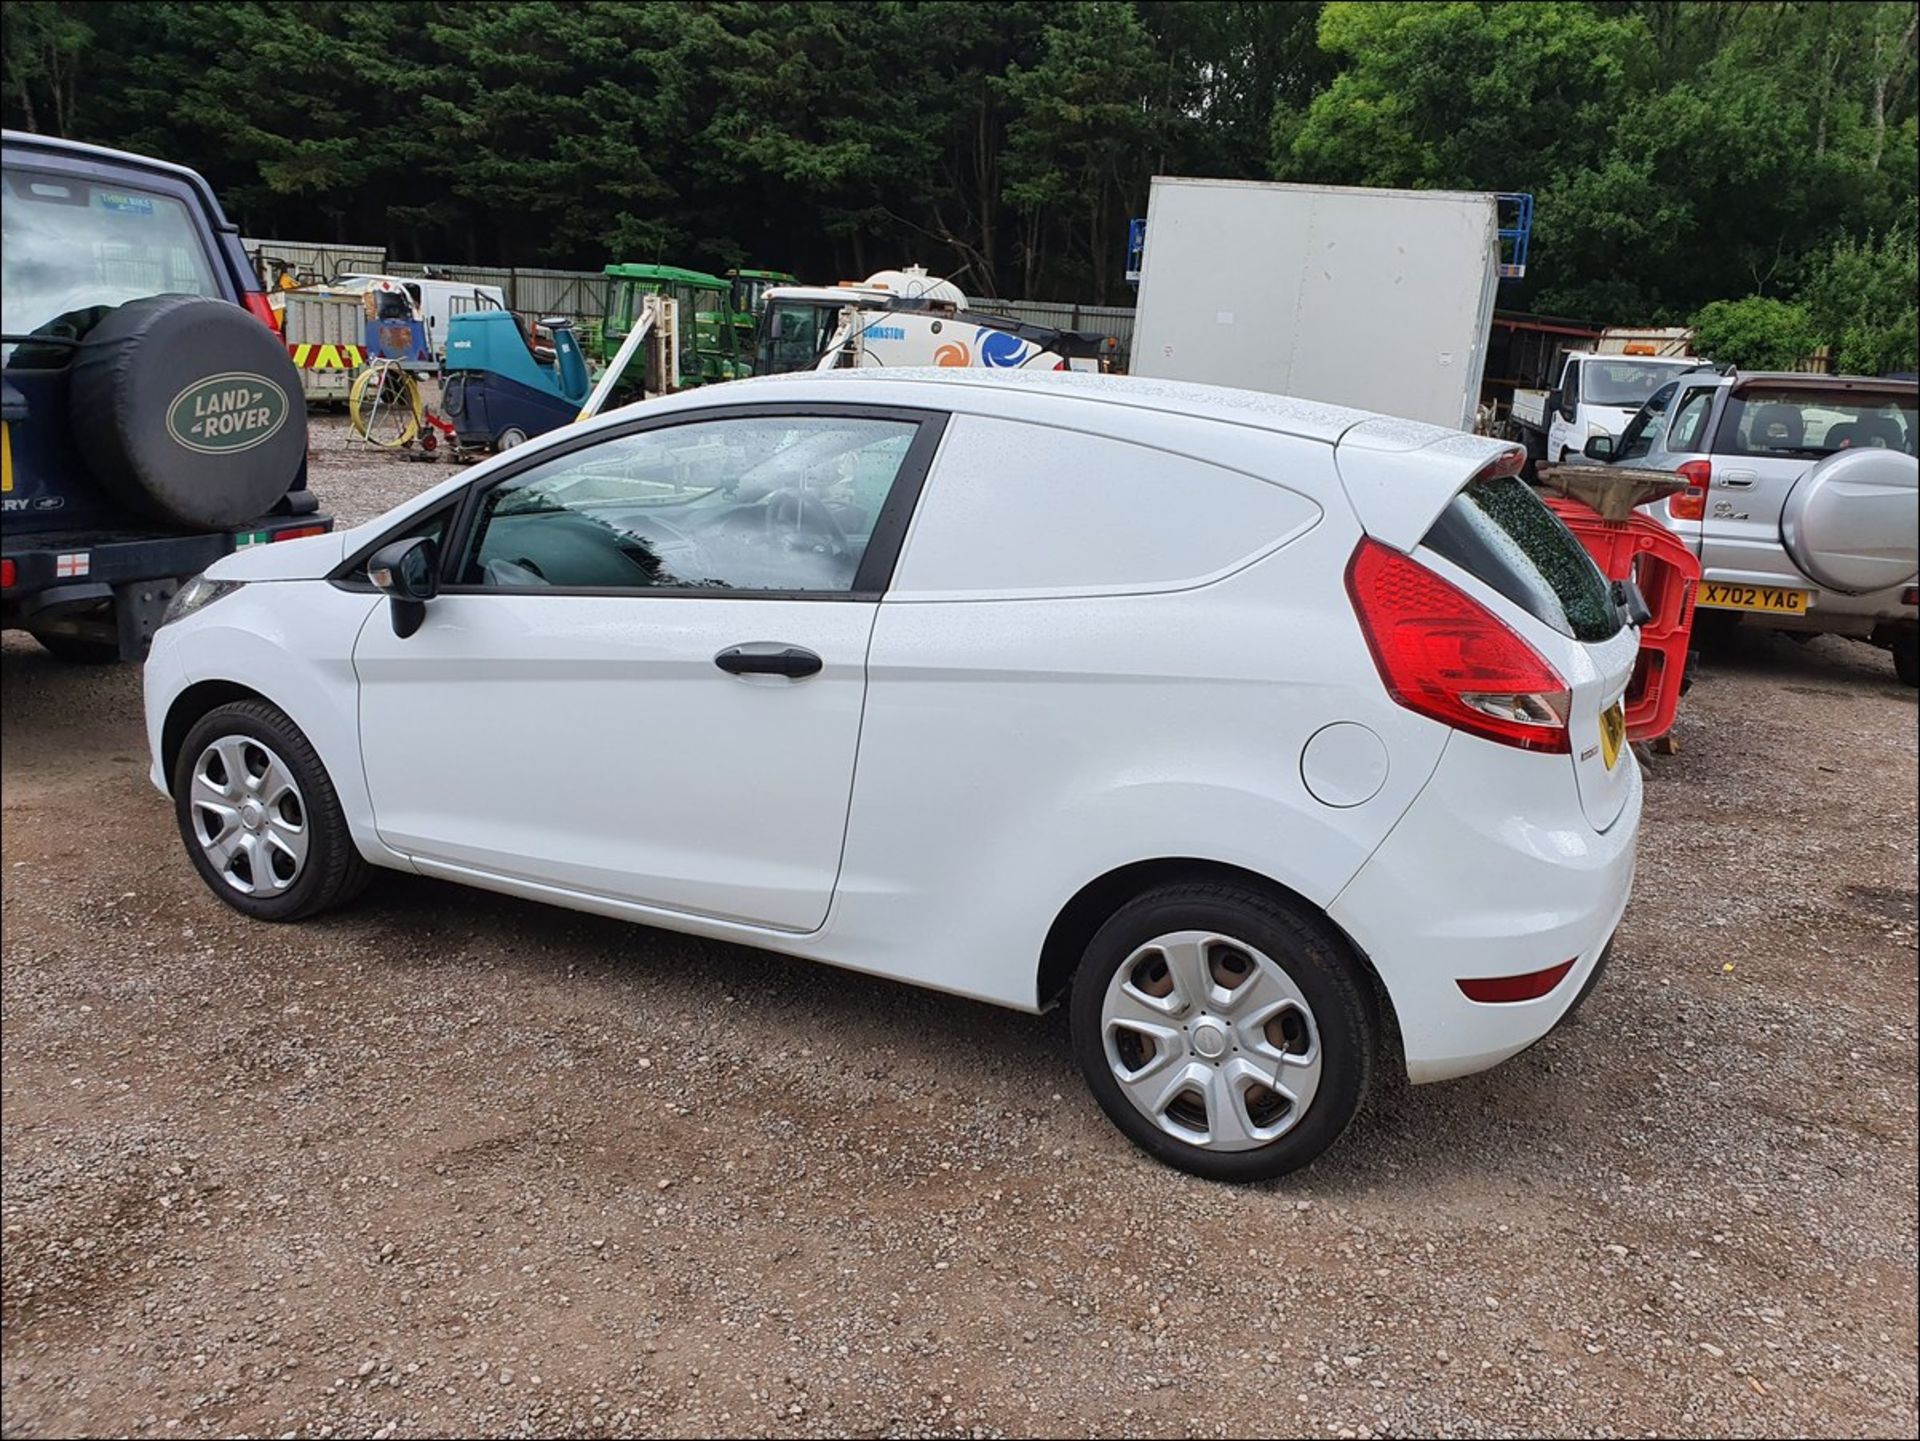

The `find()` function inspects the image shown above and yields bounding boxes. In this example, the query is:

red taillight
[1671,459,1710,521]
[1458,959,1578,1003]
[272,524,329,542]
[1345,537,1571,753]
[0,559,15,590]
[1902,586,1918,607]
[242,291,282,335]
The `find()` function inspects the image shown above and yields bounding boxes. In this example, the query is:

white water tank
[863,266,966,307]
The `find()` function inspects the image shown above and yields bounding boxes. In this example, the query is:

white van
[328,273,509,362]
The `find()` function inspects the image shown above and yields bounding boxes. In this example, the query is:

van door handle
[715,645,822,679]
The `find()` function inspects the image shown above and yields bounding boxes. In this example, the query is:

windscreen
[757,301,834,374]
[1423,474,1622,643]
[1579,359,1697,408]
[2,165,220,361]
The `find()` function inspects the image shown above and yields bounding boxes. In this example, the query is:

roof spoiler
[1334,420,1520,551]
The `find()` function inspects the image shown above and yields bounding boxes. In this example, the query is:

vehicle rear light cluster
[0,558,15,590]
[1670,459,1711,521]
[1345,536,1572,753]
[1457,959,1577,1003]
[1903,586,1918,607]
[242,291,282,335]
[273,524,329,542]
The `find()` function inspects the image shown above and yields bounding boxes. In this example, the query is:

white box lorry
[1129,177,1501,429]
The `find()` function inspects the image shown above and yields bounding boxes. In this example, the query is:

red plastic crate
[1543,495,1701,743]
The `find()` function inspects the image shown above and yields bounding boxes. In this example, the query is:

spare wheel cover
[68,293,306,530]
[1779,446,1919,594]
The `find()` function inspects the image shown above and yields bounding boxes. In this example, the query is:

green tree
[1278,1,1639,191]
[1689,296,1821,370]
[998,1,1162,301]
[1799,214,1920,374]
[1143,1,1330,181]
[1,0,92,136]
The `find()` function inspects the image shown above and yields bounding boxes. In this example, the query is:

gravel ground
[303,405,466,528]
[2,423,1916,1439]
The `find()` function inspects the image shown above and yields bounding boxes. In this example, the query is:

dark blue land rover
[2,130,328,661]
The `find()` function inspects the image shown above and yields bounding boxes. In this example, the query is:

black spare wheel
[68,293,306,530]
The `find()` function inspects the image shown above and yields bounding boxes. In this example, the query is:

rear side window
[1,166,221,361]
[888,415,1323,598]
[1715,387,1918,458]
[1424,474,1621,643]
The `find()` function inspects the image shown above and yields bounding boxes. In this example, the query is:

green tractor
[726,267,799,346]
[601,263,749,386]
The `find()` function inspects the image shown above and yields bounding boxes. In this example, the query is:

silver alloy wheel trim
[1100,929,1324,1152]
[188,735,309,897]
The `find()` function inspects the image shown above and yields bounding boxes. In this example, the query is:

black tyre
[1895,635,1919,688]
[69,294,306,528]
[1070,881,1376,1183]
[171,700,371,921]
[30,629,121,664]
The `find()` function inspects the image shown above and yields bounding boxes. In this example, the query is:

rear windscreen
[1714,387,1918,458]
[1423,474,1621,643]
[1,166,220,361]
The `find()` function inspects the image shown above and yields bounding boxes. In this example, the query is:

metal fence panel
[384,262,608,323]
[243,238,383,288]
[512,267,610,321]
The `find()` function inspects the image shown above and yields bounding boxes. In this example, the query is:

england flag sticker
[54,552,90,578]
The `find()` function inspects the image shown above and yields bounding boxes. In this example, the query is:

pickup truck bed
[1510,388,1550,431]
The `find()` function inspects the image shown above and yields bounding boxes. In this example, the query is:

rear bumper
[2,515,334,604]
[1329,734,1641,1084]
[3,531,231,604]
[3,516,332,658]
[1698,566,1916,639]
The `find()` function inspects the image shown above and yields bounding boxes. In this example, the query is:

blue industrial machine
[440,311,591,452]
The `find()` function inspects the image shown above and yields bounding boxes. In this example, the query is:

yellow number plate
[1697,581,1809,615]
[1600,702,1626,771]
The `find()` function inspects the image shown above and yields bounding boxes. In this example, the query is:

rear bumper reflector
[1457,958,1578,1003]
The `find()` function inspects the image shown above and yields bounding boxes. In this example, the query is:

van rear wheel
[1070,881,1375,1182]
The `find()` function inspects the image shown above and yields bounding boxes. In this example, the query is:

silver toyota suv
[1588,371,1919,685]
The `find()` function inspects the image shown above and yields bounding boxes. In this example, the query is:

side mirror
[368,535,439,638]
[768,310,785,340]
[1557,391,1577,422]
[1583,434,1616,462]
